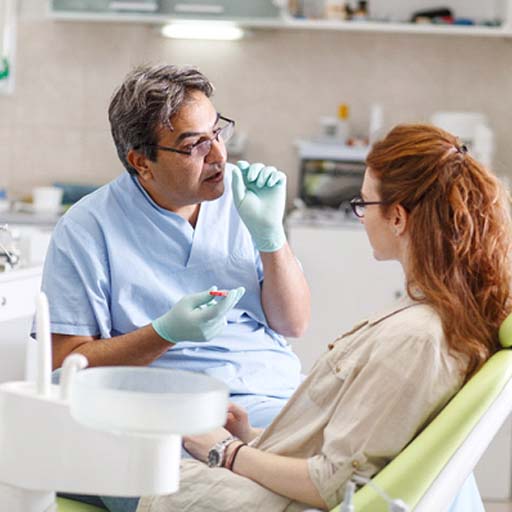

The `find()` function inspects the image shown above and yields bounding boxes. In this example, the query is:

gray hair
[108,64,214,175]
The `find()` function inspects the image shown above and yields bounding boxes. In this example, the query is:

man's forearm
[260,242,310,338]
[52,324,172,369]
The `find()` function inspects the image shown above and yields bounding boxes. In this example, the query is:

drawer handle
[0,296,6,307]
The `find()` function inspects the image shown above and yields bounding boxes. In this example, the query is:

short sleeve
[307,333,461,509]
[39,215,112,338]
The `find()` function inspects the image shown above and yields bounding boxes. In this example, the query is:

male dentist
[42,63,310,429]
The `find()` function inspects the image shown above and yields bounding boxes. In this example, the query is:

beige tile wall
[1,0,511,201]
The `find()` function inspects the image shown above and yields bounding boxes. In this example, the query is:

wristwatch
[207,435,238,468]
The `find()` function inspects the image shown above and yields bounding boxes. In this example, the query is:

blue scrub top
[41,167,301,399]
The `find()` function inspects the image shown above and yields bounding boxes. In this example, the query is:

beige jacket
[137,296,465,512]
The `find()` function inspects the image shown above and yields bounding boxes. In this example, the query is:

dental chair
[57,499,107,511]
[344,313,512,511]
[50,314,512,512]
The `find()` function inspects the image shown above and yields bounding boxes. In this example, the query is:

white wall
[0,0,511,202]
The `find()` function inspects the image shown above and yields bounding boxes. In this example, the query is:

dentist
[40,64,310,512]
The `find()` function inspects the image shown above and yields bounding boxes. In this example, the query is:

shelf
[295,140,368,161]
[47,12,512,38]
[277,18,512,38]
[47,0,512,39]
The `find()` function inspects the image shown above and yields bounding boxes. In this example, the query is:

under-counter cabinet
[0,266,42,382]
[287,220,404,372]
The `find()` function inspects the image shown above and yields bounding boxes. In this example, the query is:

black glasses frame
[138,114,235,157]
[350,196,389,218]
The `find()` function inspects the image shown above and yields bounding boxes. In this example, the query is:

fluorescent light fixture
[161,22,244,40]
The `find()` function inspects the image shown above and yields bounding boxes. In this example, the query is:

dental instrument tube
[339,480,355,512]
[209,290,229,297]
[351,475,410,512]
[60,354,88,400]
[36,292,52,397]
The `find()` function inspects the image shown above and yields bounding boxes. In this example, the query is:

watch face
[208,449,221,468]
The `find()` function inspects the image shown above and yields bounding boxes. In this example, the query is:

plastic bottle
[368,103,384,143]
[353,0,369,20]
[337,103,350,145]
[325,0,348,20]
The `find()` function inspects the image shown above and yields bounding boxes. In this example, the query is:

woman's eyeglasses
[350,197,388,218]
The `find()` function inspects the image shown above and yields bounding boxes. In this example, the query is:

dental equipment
[339,475,410,512]
[0,224,20,271]
[209,290,229,297]
[0,292,229,512]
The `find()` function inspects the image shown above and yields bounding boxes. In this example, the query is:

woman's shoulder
[367,297,448,359]
[370,296,442,337]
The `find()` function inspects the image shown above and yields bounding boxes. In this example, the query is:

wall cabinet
[48,0,512,37]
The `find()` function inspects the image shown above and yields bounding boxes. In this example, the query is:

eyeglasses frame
[137,114,235,157]
[350,196,390,218]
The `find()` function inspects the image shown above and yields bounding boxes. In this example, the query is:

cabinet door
[0,269,42,382]
[288,224,404,372]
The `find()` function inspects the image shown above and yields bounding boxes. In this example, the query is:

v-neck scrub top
[41,166,301,398]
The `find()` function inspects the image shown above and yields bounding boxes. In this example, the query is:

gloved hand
[152,287,245,344]
[231,161,287,252]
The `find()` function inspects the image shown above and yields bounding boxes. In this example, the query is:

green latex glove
[152,287,245,344]
[231,161,287,252]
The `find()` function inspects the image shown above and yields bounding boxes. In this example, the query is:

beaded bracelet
[225,442,247,471]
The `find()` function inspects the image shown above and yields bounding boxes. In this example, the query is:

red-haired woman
[137,124,512,512]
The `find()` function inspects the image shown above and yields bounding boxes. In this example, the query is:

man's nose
[205,138,226,163]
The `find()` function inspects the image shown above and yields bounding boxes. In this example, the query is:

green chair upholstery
[56,497,107,511]
[337,315,512,511]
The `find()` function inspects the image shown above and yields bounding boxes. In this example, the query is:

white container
[70,366,229,435]
[32,186,63,213]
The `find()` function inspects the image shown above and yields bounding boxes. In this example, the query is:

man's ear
[127,149,153,181]
[392,203,409,237]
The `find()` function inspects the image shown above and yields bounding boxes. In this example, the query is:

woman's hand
[224,402,255,443]
[224,402,264,443]
[182,427,232,463]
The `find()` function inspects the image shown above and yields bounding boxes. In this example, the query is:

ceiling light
[161,22,244,40]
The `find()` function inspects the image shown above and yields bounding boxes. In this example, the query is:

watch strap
[225,442,246,471]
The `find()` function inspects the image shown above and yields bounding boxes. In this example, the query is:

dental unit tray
[71,366,228,435]
[0,292,230,512]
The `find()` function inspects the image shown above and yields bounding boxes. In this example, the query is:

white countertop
[0,266,43,282]
[0,211,61,227]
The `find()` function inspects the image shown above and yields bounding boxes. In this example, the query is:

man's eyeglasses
[350,196,388,218]
[139,115,235,159]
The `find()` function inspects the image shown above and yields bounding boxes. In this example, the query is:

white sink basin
[70,367,229,436]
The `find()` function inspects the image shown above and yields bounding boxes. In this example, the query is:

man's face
[138,90,228,212]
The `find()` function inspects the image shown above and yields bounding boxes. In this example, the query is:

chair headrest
[499,313,512,348]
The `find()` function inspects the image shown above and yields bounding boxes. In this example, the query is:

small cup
[32,186,63,213]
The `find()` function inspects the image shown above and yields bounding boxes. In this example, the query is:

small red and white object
[209,290,229,297]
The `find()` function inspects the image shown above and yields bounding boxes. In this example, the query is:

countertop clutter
[289,0,503,27]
